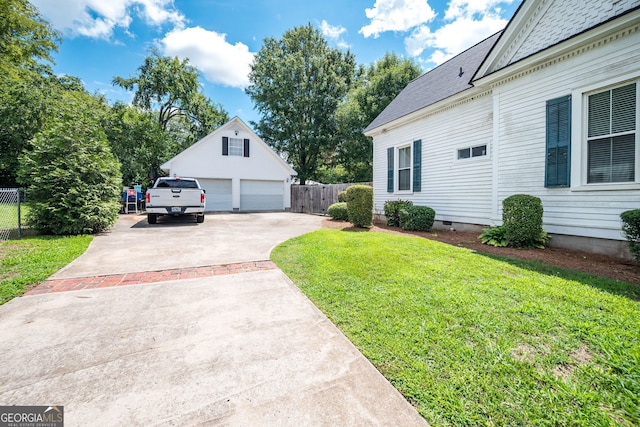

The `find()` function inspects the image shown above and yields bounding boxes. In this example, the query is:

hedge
[399,205,435,231]
[346,185,373,228]
[621,209,640,261]
[384,200,413,227]
[328,202,348,221]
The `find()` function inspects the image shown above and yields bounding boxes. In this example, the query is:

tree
[335,53,422,182]
[0,0,61,74]
[105,103,174,186]
[18,90,122,235]
[113,49,228,136]
[246,24,356,184]
[0,0,62,186]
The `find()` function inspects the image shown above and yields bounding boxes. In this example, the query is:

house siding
[373,93,494,225]
[495,0,640,70]
[494,30,640,240]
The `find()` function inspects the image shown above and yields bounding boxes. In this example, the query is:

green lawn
[0,235,92,304]
[271,229,640,426]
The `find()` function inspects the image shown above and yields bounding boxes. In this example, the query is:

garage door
[198,179,232,211]
[240,180,284,211]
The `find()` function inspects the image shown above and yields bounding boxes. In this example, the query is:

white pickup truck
[145,177,206,224]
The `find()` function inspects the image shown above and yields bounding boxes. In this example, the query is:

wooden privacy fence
[290,183,372,215]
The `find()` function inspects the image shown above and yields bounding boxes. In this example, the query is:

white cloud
[359,0,436,38]
[405,15,506,62]
[30,0,184,39]
[320,20,349,49]
[444,0,515,20]
[161,27,255,89]
[320,20,346,39]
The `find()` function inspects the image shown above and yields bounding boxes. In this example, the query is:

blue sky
[31,0,521,125]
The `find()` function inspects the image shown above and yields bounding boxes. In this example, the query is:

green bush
[346,185,373,228]
[384,199,413,227]
[621,209,640,261]
[479,225,509,247]
[399,205,435,231]
[18,92,122,235]
[502,194,546,248]
[337,191,347,203]
[327,202,348,221]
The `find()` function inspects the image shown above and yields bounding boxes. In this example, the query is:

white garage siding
[199,179,232,211]
[240,180,284,211]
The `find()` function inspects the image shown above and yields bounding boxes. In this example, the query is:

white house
[365,0,640,257]
[161,117,296,212]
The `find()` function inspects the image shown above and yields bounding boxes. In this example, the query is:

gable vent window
[587,83,636,184]
[457,144,487,160]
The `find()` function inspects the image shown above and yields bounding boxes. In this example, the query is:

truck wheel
[148,214,157,224]
[196,214,205,223]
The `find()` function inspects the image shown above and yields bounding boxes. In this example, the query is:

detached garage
[161,117,297,212]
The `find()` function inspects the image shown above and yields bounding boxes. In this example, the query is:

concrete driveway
[0,212,428,426]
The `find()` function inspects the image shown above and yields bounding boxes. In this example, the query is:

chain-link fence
[0,188,23,240]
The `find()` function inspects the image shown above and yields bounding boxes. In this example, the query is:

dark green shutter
[545,95,571,187]
[244,139,250,157]
[387,147,394,192]
[413,139,422,192]
[222,137,229,156]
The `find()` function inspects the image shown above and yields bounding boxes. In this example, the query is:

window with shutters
[545,95,571,187]
[229,138,244,156]
[586,82,636,184]
[397,145,411,191]
[387,140,421,193]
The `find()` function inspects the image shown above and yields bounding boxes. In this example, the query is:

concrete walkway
[0,213,428,426]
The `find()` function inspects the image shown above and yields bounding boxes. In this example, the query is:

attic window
[229,138,244,156]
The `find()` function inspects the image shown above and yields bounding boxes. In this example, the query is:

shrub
[327,202,348,221]
[399,205,435,231]
[337,191,347,203]
[502,194,545,248]
[479,225,509,247]
[384,199,413,227]
[346,185,373,228]
[18,92,121,235]
[621,209,640,261]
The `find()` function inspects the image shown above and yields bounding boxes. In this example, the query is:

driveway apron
[0,213,428,426]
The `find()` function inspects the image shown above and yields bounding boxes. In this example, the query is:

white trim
[571,76,639,189]
[395,143,413,193]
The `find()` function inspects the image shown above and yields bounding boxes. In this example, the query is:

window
[398,146,411,191]
[387,140,422,193]
[545,95,571,187]
[222,137,250,157]
[457,144,487,160]
[229,138,244,156]
[586,83,636,184]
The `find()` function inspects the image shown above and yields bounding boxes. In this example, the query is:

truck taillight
[146,192,150,203]
[201,192,205,204]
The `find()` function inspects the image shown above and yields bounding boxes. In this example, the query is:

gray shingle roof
[364,31,502,133]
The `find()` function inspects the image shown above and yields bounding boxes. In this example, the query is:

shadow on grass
[474,250,640,301]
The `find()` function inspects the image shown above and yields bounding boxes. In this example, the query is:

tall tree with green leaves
[105,103,174,186]
[246,24,356,184]
[113,49,228,136]
[0,0,60,74]
[335,52,422,182]
[18,89,122,235]
[0,0,62,186]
